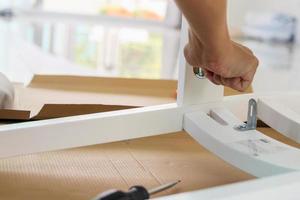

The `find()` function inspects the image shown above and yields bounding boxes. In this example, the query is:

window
[1,0,181,80]
[43,0,168,21]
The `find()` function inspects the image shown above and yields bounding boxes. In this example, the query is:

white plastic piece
[258,95,300,143]
[0,72,14,108]
[0,103,183,158]
[157,171,300,200]
[184,107,300,177]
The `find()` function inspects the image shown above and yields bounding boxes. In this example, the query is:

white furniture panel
[258,93,300,143]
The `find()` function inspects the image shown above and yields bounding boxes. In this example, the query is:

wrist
[202,35,231,55]
[200,23,231,55]
[202,38,232,66]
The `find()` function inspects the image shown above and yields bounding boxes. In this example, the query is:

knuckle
[210,64,230,77]
[219,67,231,77]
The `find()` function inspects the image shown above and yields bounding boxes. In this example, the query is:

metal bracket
[234,98,257,131]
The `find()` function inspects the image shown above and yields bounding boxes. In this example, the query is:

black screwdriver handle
[94,186,150,200]
[94,189,128,200]
[127,186,150,200]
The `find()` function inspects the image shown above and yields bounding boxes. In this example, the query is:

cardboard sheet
[0,128,295,200]
[0,75,177,120]
[0,74,252,121]
[0,131,254,200]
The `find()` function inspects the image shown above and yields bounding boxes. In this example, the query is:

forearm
[175,0,258,91]
[175,0,230,51]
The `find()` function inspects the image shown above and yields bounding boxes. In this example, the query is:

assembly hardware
[148,180,181,195]
[234,98,257,131]
[193,67,205,79]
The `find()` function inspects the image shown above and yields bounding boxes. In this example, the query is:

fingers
[184,33,258,92]
[212,74,221,85]
[203,69,213,80]
[220,76,252,92]
[230,77,247,92]
[205,69,253,91]
[203,69,220,85]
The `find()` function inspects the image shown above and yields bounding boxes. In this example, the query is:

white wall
[228,0,300,28]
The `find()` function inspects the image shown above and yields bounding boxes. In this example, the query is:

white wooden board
[0,103,183,158]
[258,93,300,143]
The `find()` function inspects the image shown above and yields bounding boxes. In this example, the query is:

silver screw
[193,67,206,79]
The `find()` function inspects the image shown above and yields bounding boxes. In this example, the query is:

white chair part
[184,107,300,177]
[258,94,300,144]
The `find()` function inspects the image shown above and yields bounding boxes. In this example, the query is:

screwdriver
[92,180,181,200]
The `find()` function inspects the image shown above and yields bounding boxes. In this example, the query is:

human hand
[184,30,259,92]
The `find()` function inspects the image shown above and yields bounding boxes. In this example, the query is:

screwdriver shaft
[148,180,181,196]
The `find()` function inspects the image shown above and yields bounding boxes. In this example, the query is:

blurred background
[1,0,300,93]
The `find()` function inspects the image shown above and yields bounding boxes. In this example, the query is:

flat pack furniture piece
[1,19,300,199]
